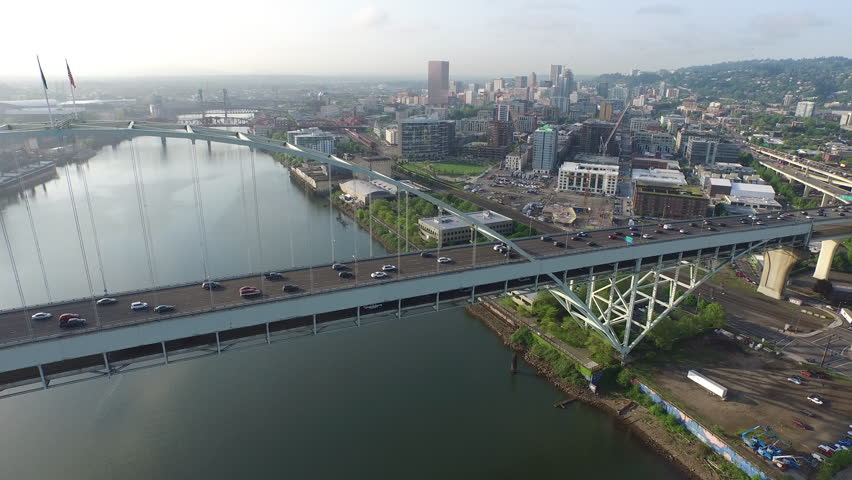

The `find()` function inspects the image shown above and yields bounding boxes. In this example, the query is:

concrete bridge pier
[161,137,167,148]
[813,239,840,280]
[757,247,806,299]
[821,193,831,207]
[803,185,812,197]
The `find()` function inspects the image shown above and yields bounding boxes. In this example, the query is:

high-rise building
[400,118,455,160]
[514,76,528,88]
[550,64,563,84]
[580,120,617,155]
[795,101,815,118]
[487,121,513,147]
[529,72,537,87]
[495,103,511,122]
[493,78,505,91]
[287,127,336,154]
[685,138,718,165]
[610,86,629,103]
[532,125,558,173]
[596,82,609,98]
[555,69,574,97]
[427,60,450,106]
[557,162,619,195]
[783,94,796,107]
[599,102,613,122]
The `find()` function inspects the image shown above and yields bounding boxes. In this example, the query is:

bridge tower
[222,89,229,121]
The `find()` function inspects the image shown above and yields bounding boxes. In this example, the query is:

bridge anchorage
[547,241,768,358]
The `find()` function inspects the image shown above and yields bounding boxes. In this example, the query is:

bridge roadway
[750,146,852,188]
[754,156,852,205]
[0,211,848,348]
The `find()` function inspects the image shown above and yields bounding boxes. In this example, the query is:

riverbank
[466,302,721,480]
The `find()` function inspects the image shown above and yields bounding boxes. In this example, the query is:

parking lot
[648,335,852,466]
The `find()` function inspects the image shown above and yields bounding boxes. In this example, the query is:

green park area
[399,161,488,178]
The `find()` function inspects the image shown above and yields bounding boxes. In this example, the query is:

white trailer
[687,370,728,400]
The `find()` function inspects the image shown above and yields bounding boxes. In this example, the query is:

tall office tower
[427,60,450,106]
[487,121,512,147]
[495,103,511,122]
[485,81,494,92]
[599,102,613,122]
[493,78,506,91]
[556,69,574,97]
[596,82,609,98]
[550,64,563,84]
[514,76,528,88]
[449,80,464,95]
[532,125,559,173]
[530,72,537,87]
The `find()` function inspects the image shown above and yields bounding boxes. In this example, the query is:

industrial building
[400,118,455,160]
[339,179,394,204]
[631,168,686,187]
[557,162,619,196]
[418,210,512,245]
[704,178,733,198]
[633,184,708,219]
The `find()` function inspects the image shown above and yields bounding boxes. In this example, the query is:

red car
[58,313,79,327]
[792,418,809,430]
[801,370,815,377]
[239,286,261,298]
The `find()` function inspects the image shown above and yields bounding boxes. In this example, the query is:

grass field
[429,162,488,176]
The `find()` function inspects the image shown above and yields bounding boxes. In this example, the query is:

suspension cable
[328,163,335,263]
[0,210,32,337]
[189,140,214,309]
[78,160,107,296]
[129,139,158,308]
[280,167,295,268]
[11,155,51,302]
[238,149,254,274]
[249,148,264,291]
[62,162,101,328]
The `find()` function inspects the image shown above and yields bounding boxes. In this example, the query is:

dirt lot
[644,335,852,463]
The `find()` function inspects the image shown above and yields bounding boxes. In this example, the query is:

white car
[371,271,388,279]
[381,264,397,271]
[130,301,149,311]
[642,233,653,239]
[363,303,382,310]
[807,394,824,405]
[31,312,52,321]
[97,297,117,306]
[437,257,452,264]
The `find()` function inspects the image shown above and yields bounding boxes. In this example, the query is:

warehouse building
[418,210,512,245]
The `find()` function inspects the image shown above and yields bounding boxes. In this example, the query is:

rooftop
[635,183,706,199]
[420,210,511,231]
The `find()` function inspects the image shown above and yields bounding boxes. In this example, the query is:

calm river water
[0,138,683,479]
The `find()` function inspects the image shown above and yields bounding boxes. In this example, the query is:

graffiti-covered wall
[636,382,769,480]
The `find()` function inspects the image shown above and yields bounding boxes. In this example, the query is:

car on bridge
[371,271,388,279]
[264,272,284,280]
[338,271,353,279]
[642,233,653,239]
[807,394,825,405]
[420,251,432,258]
[788,375,803,385]
[281,284,299,292]
[154,305,176,314]
[31,312,52,321]
[382,265,397,271]
[96,297,117,306]
[130,302,149,311]
[239,286,261,298]
[332,263,346,271]
[202,281,223,290]
[437,257,452,264]
[60,317,87,329]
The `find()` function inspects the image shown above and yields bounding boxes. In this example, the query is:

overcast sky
[3,0,850,81]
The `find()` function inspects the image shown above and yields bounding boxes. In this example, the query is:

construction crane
[599,107,628,156]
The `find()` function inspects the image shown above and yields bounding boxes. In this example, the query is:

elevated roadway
[751,145,852,188]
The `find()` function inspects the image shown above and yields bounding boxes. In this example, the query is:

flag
[37,55,48,90]
[65,59,76,89]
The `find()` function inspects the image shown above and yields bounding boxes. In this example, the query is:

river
[0,138,683,479]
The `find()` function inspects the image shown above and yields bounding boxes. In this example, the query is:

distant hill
[596,57,852,104]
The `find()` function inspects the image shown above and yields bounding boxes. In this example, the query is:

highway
[0,211,849,348]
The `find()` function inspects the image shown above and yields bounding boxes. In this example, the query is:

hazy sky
[3,0,850,80]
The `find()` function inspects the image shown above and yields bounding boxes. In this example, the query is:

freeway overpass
[751,145,852,188]
[750,147,852,206]
[0,121,849,398]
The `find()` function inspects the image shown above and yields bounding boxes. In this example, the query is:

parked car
[807,394,824,405]
[817,445,835,456]
[153,305,176,314]
[812,452,826,463]
[130,301,149,311]
[264,272,284,280]
[363,303,382,310]
[96,297,117,306]
[792,418,809,430]
[31,312,52,321]
[801,370,815,377]
[202,281,223,290]
[381,265,397,271]
[437,257,452,264]
[371,271,388,279]
[239,286,261,298]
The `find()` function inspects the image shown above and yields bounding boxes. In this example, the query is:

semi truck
[687,370,728,400]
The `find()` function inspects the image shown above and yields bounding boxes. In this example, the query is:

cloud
[749,13,828,40]
[636,3,686,15]
[351,7,389,28]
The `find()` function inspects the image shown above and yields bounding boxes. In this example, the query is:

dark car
[331,263,346,271]
[264,272,284,281]
[420,251,432,258]
[282,284,300,292]
[689,222,698,228]
[338,271,353,279]
[540,236,552,242]
[202,281,223,290]
[718,222,726,227]
[60,317,87,329]
[571,236,581,241]
[154,305,176,314]
[654,229,663,234]
[587,242,598,247]
[608,234,617,239]
[553,241,565,248]
[707,226,717,231]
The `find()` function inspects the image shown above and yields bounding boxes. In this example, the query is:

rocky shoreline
[466,303,719,480]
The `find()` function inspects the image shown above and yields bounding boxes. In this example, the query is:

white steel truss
[549,241,768,357]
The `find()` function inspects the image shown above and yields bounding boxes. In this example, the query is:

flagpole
[65,58,78,120]
[36,56,55,128]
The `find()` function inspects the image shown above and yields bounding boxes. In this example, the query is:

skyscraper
[428,60,449,106]
[530,72,537,87]
[514,76,528,88]
[550,64,563,84]
[532,125,558,173]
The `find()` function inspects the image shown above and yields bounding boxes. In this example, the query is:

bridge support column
[162,342,169,364]
[803,185,812,197]
[814,239,840,280]
[38,365,47,389]
[356,307,361,326]
[821,193,830,207]
[397,299,402,318]
[435,292,440,311]
[103,353,111,376]
[757,247,805,300]
[470,285,476,304]
[161,137,167,148]
[215,332,221,354]
[265,323,270,344]
[312,314,317,335]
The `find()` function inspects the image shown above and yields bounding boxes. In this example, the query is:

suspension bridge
[0,120,849,398]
